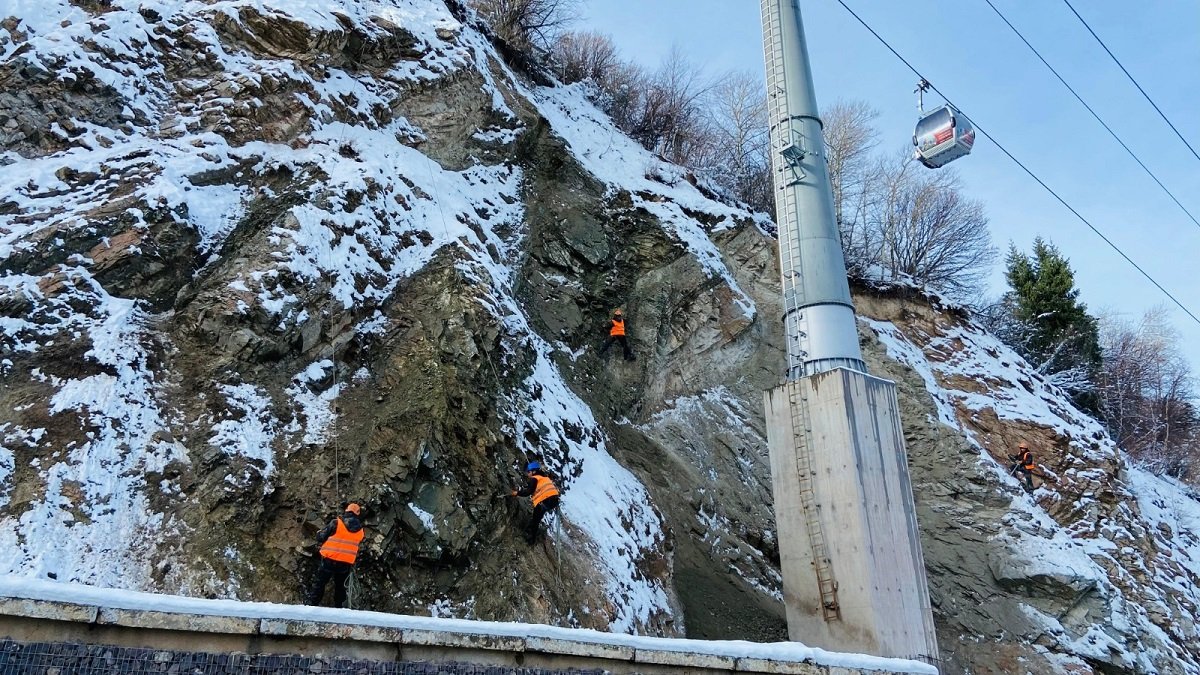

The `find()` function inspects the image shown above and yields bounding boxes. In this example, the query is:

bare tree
[470,0,578,52]
[595,59,650,135]
[552,31,619,84]
[643,47,714,165]
[844,152,994,298]
[1097,307,1199,477]
[822,101,882,276]
[886,161,992,294]
[577,46,715,167]
[824,100,879,228]
[689,71,771,211]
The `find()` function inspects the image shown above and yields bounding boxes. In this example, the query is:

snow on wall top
[0,576,939,674]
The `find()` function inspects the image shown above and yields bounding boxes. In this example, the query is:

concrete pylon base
[764,368,938,664]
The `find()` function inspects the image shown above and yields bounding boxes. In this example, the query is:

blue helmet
[526,461,541,472]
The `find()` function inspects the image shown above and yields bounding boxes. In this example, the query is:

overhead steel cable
[829,0,1200,328]
[1061,0,1200,165]
[981,0,1200,231]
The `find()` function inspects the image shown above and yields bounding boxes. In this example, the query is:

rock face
[0,0,783,640]
[856,288,1200,674]
[2,2,1200,673]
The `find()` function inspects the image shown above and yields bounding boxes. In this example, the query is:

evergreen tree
[1001,238,1102,409]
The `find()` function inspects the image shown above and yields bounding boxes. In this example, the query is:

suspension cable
[982,0,1200,231]
[830,0,1200,327]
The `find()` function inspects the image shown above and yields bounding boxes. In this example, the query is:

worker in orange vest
[599,308,634,361]
[305,502,365,607]
[1009,442,1036,490]
[509,461,560,544]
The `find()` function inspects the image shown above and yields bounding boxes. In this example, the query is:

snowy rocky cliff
[857,289,1200,674]
[0,0,781,638]
[1,2,1199,674]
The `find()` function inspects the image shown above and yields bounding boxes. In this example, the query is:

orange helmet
[345,503,362,516]
[613,308,623,316]
[1018,442,1029,450]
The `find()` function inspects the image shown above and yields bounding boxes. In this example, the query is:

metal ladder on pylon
[763,0,838,620]
[788,386,841,621]
[762,0,811,379]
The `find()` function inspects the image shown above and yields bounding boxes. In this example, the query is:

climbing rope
[552,509,563,592]
[333,360,341,503]
[422,141,455,251]
[345,570,362,610]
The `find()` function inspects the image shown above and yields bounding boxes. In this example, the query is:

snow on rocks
[1,0,479,589]
[283,359,341,447]
[208,382,278,491]
[7,0,1198,665]
[0,268,185,589]
[862,310,1200,673]
[0,428,22,508]
[508,340,673,633]
[863,317,1109,447]
[0,0,776,639]
[448,144,677,631]
[521,81,762,321]
[0,0,699,633]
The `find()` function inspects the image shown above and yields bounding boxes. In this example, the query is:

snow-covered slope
[0,0,778,637]
[858,291,1200,674]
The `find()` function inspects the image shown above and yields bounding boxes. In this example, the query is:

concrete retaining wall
[0,638,604,674]
[0,590,933,674]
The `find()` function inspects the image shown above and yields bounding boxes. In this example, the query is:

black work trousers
[306,557,354,607]
[600,335,634,360]
[1014,466,1034,489]
[527,495,560,544]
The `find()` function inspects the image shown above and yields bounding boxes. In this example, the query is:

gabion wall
[0,639,609,675]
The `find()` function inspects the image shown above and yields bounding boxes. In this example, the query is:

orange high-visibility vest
[319,518,364,564]
[610,319,625,336]
[1020,451,1034,470]
[532,475,560,506]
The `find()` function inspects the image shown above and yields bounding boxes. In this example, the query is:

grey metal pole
[761,0,866,379]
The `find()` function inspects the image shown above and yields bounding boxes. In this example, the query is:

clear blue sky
[581,0,1200,382]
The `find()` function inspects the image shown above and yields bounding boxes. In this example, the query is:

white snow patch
[0,442,14,509]
[209,383,277,488]
[0,271,183,588]
[409,504,437,533]
[472,126,521,145]
[284,360,342,447]
[511,339,671,633]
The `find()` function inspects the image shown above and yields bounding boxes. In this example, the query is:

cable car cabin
[912,105,975,168]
